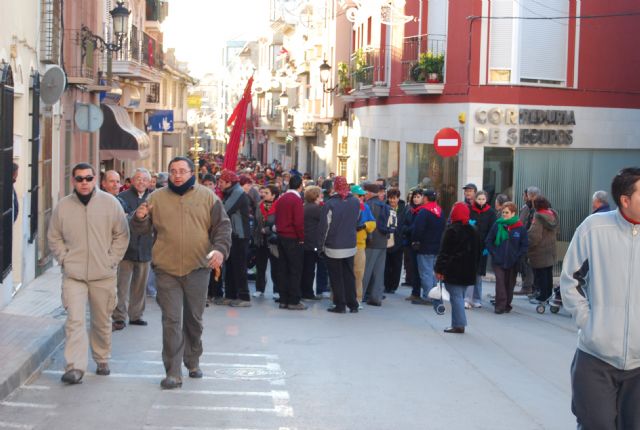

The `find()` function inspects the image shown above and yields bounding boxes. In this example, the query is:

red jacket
[275,190,304,241]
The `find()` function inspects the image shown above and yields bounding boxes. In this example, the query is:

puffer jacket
[527,209,559,268]
[48,189,130,281]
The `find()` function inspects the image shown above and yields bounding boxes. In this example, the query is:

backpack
[368,200,396,235]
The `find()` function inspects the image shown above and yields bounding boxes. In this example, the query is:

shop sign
[474,107,575,146]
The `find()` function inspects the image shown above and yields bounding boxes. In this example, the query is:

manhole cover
[213,367,286,380]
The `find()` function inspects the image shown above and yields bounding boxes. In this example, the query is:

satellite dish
[41,65,66,105]
[74,103,104,132]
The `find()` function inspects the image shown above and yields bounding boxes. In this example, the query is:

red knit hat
[450,202,470,225]
[220,169,239,184]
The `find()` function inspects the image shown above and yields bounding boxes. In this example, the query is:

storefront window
[377,140,399,186]
[406,142,458,216]
[483,147,514,204]
[358,137,368,181]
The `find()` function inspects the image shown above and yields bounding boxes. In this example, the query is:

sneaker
[472,302,482,308]
[464,302,472,310]
[321,291,331,299]
[272,292,280,299]
[229,300,251,307]
[252,291,264,298]
[513,287,533,296]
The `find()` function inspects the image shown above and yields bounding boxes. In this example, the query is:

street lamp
[81,1,131,53]
[319,60,338,93]
[279,91,289,108]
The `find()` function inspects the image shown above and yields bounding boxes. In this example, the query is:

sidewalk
[0,265,65,400]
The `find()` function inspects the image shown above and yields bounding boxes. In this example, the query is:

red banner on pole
[222,76,254,171]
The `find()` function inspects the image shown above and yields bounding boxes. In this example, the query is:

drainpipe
[418,0,423,54]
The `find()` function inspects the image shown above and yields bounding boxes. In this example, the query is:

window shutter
[488,0,514,72]
[518,0,568,83]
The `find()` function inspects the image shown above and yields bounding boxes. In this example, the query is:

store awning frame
[99,103,150,160]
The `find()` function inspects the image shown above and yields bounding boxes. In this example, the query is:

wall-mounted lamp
[81,1,131,53]
[279,91,289,107]
[319,60,338,93]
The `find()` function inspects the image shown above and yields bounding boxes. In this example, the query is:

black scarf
[74,189,94,206]
[168,175,196,196]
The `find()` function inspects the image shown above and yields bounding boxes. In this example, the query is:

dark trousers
[384,247,404,292]
[403,246,415,285]
[301,250,319,299]
[493,265,518,311]
[533,266,553,301]
[410,249,421,297]
[207,264,224,299]
[277,236,304,305]
[255,245,278,293]
[224,237,250,301]
[315,257,329,294]
[326,256,357,311]
[571,349,640,429]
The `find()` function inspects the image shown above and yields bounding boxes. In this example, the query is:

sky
[162,0,270,79]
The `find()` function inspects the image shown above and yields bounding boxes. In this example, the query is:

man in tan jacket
[48,162,130,384]
[132,156,231,390]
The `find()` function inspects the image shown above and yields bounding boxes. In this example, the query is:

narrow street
[1,283,577,430]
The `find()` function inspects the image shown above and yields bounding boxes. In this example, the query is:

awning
[99,103,151,160]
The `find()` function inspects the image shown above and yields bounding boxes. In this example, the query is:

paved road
[0,283,578,430]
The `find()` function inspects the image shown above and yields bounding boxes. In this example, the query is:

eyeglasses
[169,169,192,176]
[74,175,95,183]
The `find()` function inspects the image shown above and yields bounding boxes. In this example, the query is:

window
[488,0,569,85]
[0,64,14,280]
[377,140,399,185]
[358,137,368,181]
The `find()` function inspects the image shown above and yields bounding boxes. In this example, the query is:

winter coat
[401,204,419,246]
[117,187,153,262]
[434,223,482,286]
[527,209,559,269]
[318,194,360,258]
[365,198,390,249]
[223,183,251,240]
[470,203,497,275]
[485,222,529,270]
[411,207,446,255]
[387,201,406,252]
[303,202,323,251]
[253,200,277,248]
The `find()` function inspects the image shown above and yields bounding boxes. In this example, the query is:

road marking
[20,385,50,390]
[109,359,272,369]
[143,427,292,430]
[42,370,284,381]
[0,422,34,429]
[142,351,279,360]
[0,401,56,409]
[163,390,288,398]
[152,404,294,417]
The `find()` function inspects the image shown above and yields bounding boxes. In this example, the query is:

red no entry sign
[434,128,462,157]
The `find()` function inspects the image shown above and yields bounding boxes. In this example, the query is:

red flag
[222,76,253,171]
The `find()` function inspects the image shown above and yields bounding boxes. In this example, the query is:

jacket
[527,209,559,268]
[356,203,376,250]
[223,183,251,240]
[275,190,304,241]
[434,223,482,286]
[387,201,406,252]
[318,194,360,258]
[303,202,323,251]
[470,203,498,275]
[48,189,130,281]
[485,222,529,269]
[117,187,153,262]
[253,199,277,248]
[365,198,388,249]
[411,207,445,255]
[131,184,232,277]
[560,210,640,370]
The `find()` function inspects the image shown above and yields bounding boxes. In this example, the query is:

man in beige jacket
[48,162,130,384]
[132,156,231,389]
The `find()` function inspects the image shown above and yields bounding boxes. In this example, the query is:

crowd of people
[45,157,640,428]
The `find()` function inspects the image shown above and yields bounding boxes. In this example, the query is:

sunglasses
[74,175,95,183]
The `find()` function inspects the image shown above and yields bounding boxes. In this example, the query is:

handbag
[428,281,450,301]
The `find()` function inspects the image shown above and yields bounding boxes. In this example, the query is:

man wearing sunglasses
[131,156,232,390]
[47,162,130,385]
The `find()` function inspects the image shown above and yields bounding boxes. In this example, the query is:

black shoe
[129,319,148,326]
[188,368,203,378]
[494,309,505,314]
[160,376,182,389]
[302,295,322,301]
[96,363,110,376]
[444,326,465,334]
[112,320,126,331]
[61,369,84,384]
[366,300,382,307]
[287,303,308,310]
[349,307,359,314]
[505,306,513,313]
[327,307,346,314]
[278,303,288,309]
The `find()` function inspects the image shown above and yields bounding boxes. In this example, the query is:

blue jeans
[315,257,329,294]
[146,267,157,297]
[465,275,483,304]
[416,254,437,299]
[446,284,468,327]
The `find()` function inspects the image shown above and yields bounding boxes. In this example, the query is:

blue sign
[147,110,174,132]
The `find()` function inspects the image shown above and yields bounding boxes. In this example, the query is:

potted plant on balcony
[337,62,351,94]
[353,48,368,87]
[410,51,445,83]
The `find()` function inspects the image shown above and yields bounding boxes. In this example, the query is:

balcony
[64,28,104,87]
[349,47,390,98]
[399,34,446,95]
[112,26,163,83]
[145,0,168,32]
